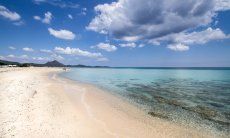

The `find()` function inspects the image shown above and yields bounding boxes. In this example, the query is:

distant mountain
[44,60,65,67]
[0,60,20,65]
[0,59,109,68]
[0,59,43,67]
[0,59,63,67]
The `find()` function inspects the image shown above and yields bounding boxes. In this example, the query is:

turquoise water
[61,68,230,133]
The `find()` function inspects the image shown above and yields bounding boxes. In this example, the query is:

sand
[0,67,218,138]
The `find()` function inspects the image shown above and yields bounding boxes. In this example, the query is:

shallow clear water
[61,68,230,133]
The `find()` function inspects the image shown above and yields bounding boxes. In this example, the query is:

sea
[60,67,230,134]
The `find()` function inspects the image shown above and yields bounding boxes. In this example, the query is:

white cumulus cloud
[87,0,230,51]
[87,0,216,40]
[119,43,136,48]
[32,57,50,61]
[167,43,189,51]
[51,54,64,61]
[152,27,230,50]
[68,14,73,19]
[23,47,34,52]
[54,47,103,59]
[0,5,21,21]
[173,28,229,45]
[138,44,145,48]
[80,8,87,15]
[33,16,41,20]
[215,0,230,11]
[34,11,52,24]
[93,43,117,52]
[48,28,75,40]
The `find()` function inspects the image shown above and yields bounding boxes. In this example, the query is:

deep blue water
[61,68,230,133]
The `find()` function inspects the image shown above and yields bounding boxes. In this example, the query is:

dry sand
[0,67,218,138]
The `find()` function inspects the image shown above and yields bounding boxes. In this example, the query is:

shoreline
[58,68,230,136]
[0,67,225,137]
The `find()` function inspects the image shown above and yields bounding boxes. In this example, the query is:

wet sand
[0,67,220,137]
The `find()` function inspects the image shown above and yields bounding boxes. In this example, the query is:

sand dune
[0,67,217,137]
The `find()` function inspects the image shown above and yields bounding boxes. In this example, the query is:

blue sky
[0,0,230,67]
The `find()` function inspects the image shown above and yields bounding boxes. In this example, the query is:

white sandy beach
[0,67,218,138]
